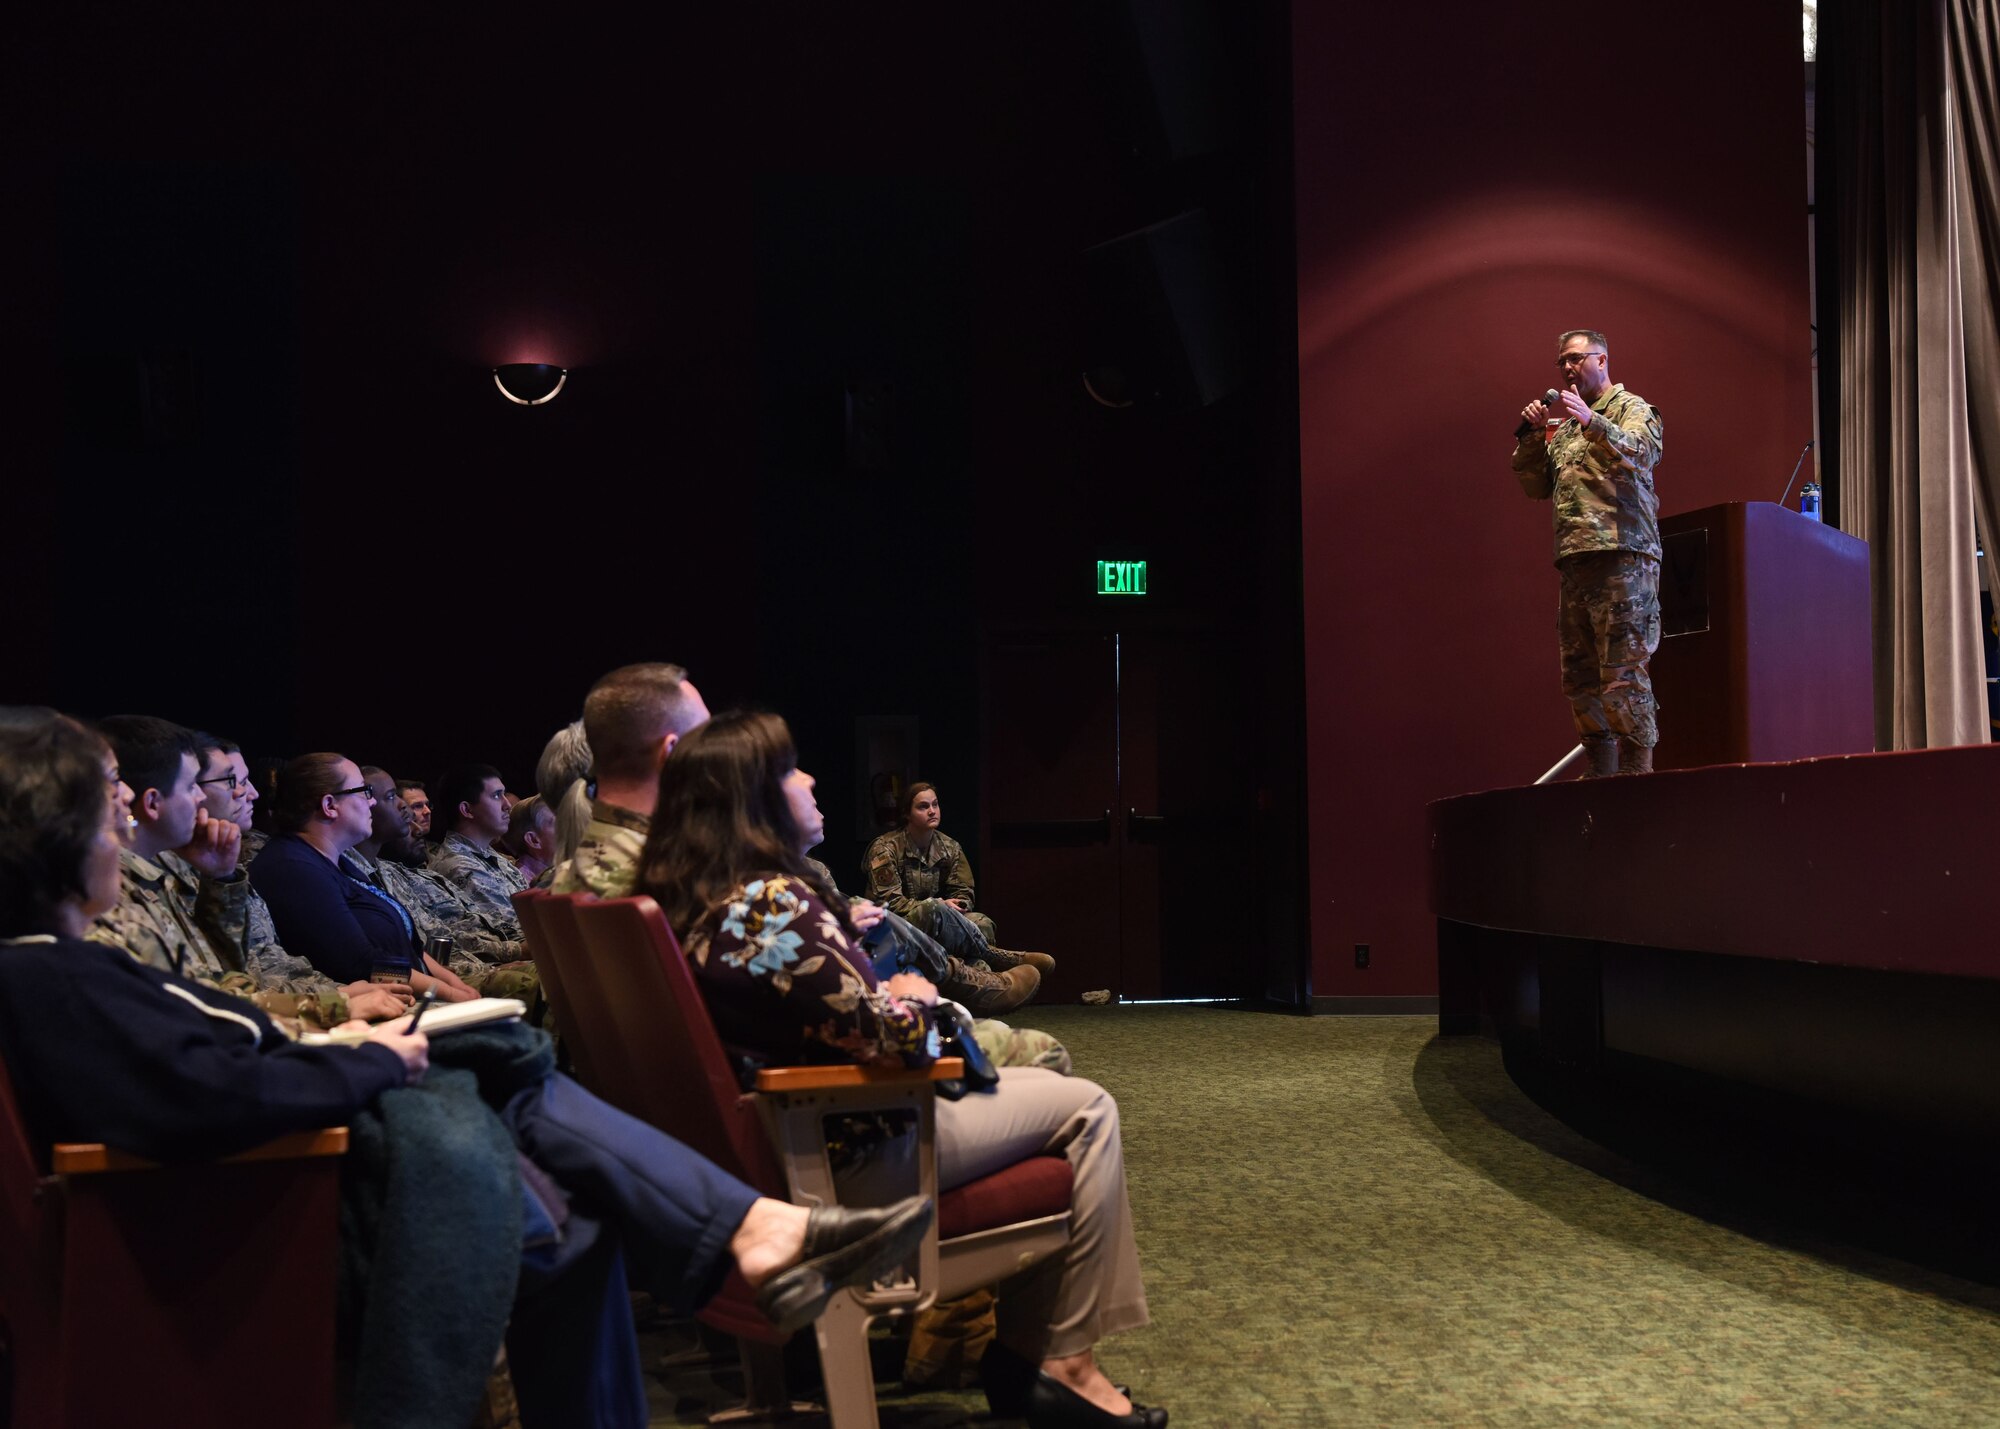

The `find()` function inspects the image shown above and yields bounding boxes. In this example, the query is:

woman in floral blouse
[637,712,1165,1429]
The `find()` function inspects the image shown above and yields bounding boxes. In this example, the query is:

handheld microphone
[1516,390,1567,438]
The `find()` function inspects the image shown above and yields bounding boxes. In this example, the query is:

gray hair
[1557,329,1609,353]
[535,719,593,805]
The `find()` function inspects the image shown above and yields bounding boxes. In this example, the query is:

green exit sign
[1096,560,1148,596]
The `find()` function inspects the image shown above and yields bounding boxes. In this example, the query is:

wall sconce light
[493,363,568,405]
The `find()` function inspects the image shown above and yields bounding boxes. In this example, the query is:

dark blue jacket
[0,935,404,1162]
[248,834,420,985]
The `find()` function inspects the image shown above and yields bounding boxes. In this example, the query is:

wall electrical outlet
[1354,943,1370,969]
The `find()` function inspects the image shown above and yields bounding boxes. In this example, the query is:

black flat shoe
[1025,1371,1167,1429]
[981,1343,1138,1419]
[979,1340,1038,1416]
[754,1195,933,1335]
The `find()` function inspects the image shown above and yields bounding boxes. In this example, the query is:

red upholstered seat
[938,1153,1073,1240]
[519,890,1075,1429]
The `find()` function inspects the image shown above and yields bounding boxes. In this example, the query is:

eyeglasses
[197,774,249,793]
[1557,351,1605,368]
[327,785,377,802]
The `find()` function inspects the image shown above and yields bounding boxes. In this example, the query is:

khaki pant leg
[834,1069,1148,1359]
[938,1069,1149,1361]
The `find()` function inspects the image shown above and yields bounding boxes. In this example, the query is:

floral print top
[685,874,938,1070]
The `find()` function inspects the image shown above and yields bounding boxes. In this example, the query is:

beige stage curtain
[1833,0,2000,749]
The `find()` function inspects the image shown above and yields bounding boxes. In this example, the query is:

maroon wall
[1291,7,1814,998]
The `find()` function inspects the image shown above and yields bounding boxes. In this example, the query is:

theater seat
[0,1056,346,1428]
[517,889,1073,1429]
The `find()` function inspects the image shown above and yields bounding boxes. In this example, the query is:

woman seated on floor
[0,711,931,1429]
[634,710,1167,1429]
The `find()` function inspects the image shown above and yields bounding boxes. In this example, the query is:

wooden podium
[1652,501,1872,770]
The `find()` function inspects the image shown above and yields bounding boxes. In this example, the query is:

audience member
[85,716,399,1030]
[638,712,1162,1429]
[798,789,1057,1024]
[553,662,710,897]
[346,766,541,1005]
[396,777,432,839]
[866,783,1053,987]
[0,712,933,1429]
[249,754,480,1001]
[191,734,413,1024]
[536,718,595,865]
[505,794,561,887]
[428,763,530,938]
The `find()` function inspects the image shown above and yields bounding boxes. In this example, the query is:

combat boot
[940,959,1040,1016]
[977,946,1056,976]
[1617,740,1654,775]
[1580,737,1619,779]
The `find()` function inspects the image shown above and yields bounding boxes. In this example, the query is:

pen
[405,987,438,1033]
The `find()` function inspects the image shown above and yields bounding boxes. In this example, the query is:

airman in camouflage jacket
[551,800,652,899]
[863,828,998,945]
[427,831,530,940]
[1512,382,1663,563]
[88,848,349,1030]
[347,845,540,1004]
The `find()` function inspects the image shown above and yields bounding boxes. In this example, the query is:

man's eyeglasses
[1557,351,1605,368]
[328,785,377,802]
[197,774,250,794]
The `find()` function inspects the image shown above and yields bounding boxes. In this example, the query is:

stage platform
[1431,743,2000,1146]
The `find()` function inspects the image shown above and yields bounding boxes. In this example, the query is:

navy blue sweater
[0,935,405,1163]
[248,834,421,985]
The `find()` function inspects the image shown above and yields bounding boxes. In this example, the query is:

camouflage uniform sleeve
[446,932,530,978]
[863,836,921,919]
[87,901,176,973]
[1512,429,1554,499]
[941,841,977,910]
[1582,393,1662,472]
[434,857,527,940]
[190,872,254,972]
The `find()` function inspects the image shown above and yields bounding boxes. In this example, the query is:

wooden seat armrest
[753,1058,964,1093]
[51,1127,350,1175]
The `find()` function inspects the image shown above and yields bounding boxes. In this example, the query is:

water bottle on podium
[1799,482,1822,522]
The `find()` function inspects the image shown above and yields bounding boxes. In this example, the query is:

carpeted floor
[649,1007,2000,1426]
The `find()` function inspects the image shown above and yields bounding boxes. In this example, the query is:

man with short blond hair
[554,662,711,898]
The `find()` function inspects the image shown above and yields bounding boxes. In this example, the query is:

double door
[980,629,1259,1003]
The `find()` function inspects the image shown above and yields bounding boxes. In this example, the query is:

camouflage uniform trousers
[903,899,999,962]
[1557,549,1662,749]
[873,909,1068,1075]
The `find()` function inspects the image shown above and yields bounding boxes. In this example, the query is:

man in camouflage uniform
[503,794,561,888]
[552,662,711,898]
[397,778,433,839]
[427,764,531,938]
[353,767,540,1007]
[91,717,410,1033]
[1512,329,1665,777]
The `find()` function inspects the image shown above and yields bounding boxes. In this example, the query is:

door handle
[990,810,1113,848]
[1127,808,1167,843]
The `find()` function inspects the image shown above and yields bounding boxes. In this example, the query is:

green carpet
[651,1007,2000,1426]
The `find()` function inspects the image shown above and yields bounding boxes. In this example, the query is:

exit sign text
[1096,560,1148,596]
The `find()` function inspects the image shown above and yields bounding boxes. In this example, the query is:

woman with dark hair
[638,712,1165,1429]
[0,715,932,1428]
[248,752,481,1001]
